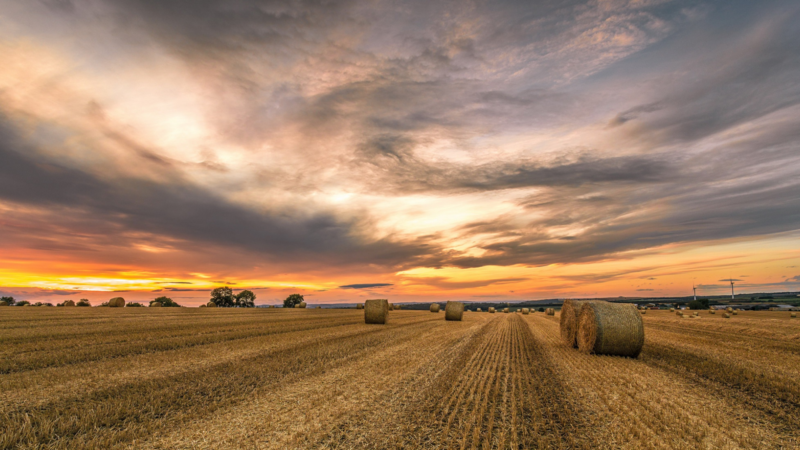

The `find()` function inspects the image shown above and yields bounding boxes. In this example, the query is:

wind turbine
[693,283,697,301]
[729,278,735,300]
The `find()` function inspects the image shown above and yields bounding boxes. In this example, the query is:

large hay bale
[522,308,530,315]
[445,301,464,321]
[430,303,440,313]
[356,303,364,310]
[488,307,496,313]
[726,307,733,313]
[63,300,75,307]
[205,302,217,308]
[365,299,389,324]
[560,300,591,347]
[108,297,125,308]
[546,308,555,316]
[723,313,731,318]
[503,307,509,313]
[299,302,307,308]
[151,302,163,307]
[577,302,644,358]
[477,308,482,312]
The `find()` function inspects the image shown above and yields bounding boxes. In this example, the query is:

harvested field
[1,308,798,449]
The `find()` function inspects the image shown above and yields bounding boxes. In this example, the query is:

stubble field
[1,308,798,449]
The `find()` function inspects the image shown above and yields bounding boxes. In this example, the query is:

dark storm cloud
[338,283,393,289]
[0,116,438,269]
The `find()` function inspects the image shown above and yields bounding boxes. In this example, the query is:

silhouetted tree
[1,296,15,306]
[284,294,304,308]
[210,287,235,307]
[76,299,91,307]
[16,300,30,306]
[151,296,181,307]
[688,299,710,310]
[235,290,256,308]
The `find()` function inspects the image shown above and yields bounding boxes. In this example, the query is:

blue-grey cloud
[338,283,394,289]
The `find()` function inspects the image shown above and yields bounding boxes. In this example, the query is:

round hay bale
[546,308,555,316]
[316,306,322,309]
[365,299,389,324]
[577,302,644,357]
[445,301,464,321]
[150,302,163,307]
[395,304,401,310]
[294,304,301,308]
[723,313,731,318]
[560,300,592,347]
[0,301,8,307]
[388,303,394,311]
[640,309,646,315]
[669,307,675,312]
[63,300,75,307]
[356,303,364,310]
[108,297,125,308]
[488,307,495,313]
[769,307,776,311]
[732,310,738,315]
[726,307,733,313]
[503,307,509,313]
[430,303,440,313]
[199,304,206,308]
[522,308,530,315]
[676,310,683,316]
[791,313,796,318]
[205,302,217,308]
[709,310,716,314]
[477,308,482,312]
[299,302,307,308]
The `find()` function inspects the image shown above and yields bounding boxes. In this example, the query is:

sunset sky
[1,0,799,306]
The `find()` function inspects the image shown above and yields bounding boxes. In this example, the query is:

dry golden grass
[1,308,797,449]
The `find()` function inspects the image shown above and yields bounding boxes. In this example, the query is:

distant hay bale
[445,301,464,321]
[388,303,394,311]
[430,303,440,313]
[316,306,322,309]
[63,300,75,307]
[365,299,389,324]
[395,304,401,310]
[732,310,738,315]
[726,307,733,313]
[299,302,307,308]
[560,300,591,348]
[294,304,301,308]
[723,313,731,318]
[356,303,364,310]
[577,302,644,358]
[791,313,796,318]
[676,310,683,316]
[640,310,646,315]
[669,307,675,312]
[108,297,125,308]
[199,304,206,308]
[522,308,530,315]
[150,302,163,307]
[546,308,555,316]
[205,302,216,308]
[477,308,482,312]
[488,307,495,313]
[769,307,776,311]
[503,307,509,313]
[709,310,716,314]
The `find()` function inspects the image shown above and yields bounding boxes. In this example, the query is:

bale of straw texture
[709,310,716,314]
[676,311,683,316]
[294,304,301,308]
[732,310,738,315]
[205,302,217,308]
[546,308,555,316]
[356,303,364,310]
[488,307,496,313]
[365,299,389,324]
[522,308,530,315]
[150,302,163,307]
[723,313,731,318]
[726,307,733,313]
[577,302,644,357]
[503,307,509,313]
[430,303,440,313]
[63,300,75,307]
[299,302,307,308]
[669,308,675,312]
[388,303,394,311]
[445,301,464,321]
[560,300,591,347]
[477,308,482,312]
[108,297,125,308]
